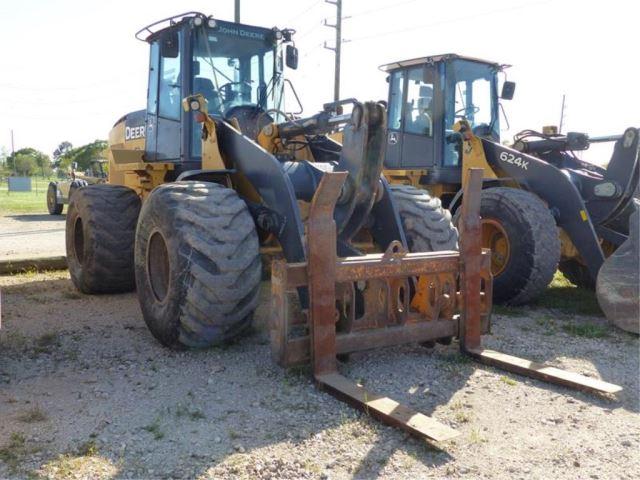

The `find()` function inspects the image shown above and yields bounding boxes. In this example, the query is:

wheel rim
[73,217,85,265]
[481,218,510,276]
[147,231,170,303]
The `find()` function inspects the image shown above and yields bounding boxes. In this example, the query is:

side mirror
[286,45,298,70]
[160,31,179,58]
[500,81,516,100]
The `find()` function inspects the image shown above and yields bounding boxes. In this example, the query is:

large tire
[389,184,458,251]
[134,182,262,349]
[477,187,560,305]
[69,179,89,198]
[47,182,63,215]
[559,259,595,289]
[66,184,140,293]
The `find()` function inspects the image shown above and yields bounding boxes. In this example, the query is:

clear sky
[1,0,637,163]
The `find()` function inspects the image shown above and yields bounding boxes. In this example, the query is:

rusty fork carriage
[270,168,622,442]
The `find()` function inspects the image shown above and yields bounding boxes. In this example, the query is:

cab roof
[379,53,507,72]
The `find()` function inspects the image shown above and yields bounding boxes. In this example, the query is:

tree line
[0,139,107,177]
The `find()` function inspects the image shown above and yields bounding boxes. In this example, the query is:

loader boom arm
[481,139,606,278]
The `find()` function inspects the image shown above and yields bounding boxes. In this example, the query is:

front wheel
[134,182,262,349]
[474,187,560,305]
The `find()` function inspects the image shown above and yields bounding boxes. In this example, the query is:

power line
[284,0,323,25]
[0,77,141,92]
[344,0,420,20]
[300,41,326,59]
[348,1,548,43]
[296,19,326,40]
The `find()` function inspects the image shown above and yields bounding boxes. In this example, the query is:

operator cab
[381,54,513,184]
[137,12,297,170]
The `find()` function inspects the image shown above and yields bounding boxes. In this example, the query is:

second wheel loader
[380,54,639,316]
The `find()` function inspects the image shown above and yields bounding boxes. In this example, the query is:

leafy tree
[53,141,73,166]
[0,147,8,176]
[14,153,37,176]
[58,140,108,172]
[6,147,52,177]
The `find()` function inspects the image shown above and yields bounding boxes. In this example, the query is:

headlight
[208,17,217,28]
[193,16,203,27]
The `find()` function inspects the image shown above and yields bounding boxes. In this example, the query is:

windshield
[191,23,283,157]
[191,25,282,115]
[444,59,500,166]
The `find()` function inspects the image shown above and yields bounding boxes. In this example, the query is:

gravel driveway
[0,271,638,479]
[0,215,66,260]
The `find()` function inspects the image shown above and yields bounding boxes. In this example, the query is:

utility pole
[324,0,342,102]
[234,0,240,22]
[11,129,16,175]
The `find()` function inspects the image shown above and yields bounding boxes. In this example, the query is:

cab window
[404,67,434,136]
[147,42,159,115]
[387,70,404,131]
[158,33,182,120]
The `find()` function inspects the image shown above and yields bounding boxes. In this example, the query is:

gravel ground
[0,215,66,260]
[0,270,638,479]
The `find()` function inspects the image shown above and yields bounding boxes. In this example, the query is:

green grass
[0,176,58,215]
[17,407,48,424]
[493,304,529,317]
[561,323,609,338]
[142,418,164,440]
[0,432,27,472]
[174,402,206,421]
[499,375,517,386]
[533,271,602,316]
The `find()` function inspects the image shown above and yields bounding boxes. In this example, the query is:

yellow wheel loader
[379,54,639,323]
[64,15,623,440]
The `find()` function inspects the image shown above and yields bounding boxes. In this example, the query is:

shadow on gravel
[5,214,66,222]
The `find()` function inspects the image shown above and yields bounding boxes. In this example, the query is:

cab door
[144,41,159,161]
[146,30,182,162]
[384,69,404,168]
[399,65,436,168]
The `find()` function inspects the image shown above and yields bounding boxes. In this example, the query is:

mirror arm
[499,102,510,130]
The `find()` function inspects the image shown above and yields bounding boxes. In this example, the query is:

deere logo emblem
[389,132,398,145]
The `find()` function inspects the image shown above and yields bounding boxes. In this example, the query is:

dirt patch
[0,271,638,479]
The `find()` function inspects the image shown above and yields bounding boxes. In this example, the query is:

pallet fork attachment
[270,168,621,443]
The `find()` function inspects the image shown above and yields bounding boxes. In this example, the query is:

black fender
[448,177,511,214]
[175,168,235,184]
[482,139,605,279]
[217,122,307,266]
[369,176,408,250]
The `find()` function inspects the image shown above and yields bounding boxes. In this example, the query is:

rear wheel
[389,184,458,251]
[475,187,560,305]
[66,184,140,293]
[47,182,63,215]
[134,182,262,349]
